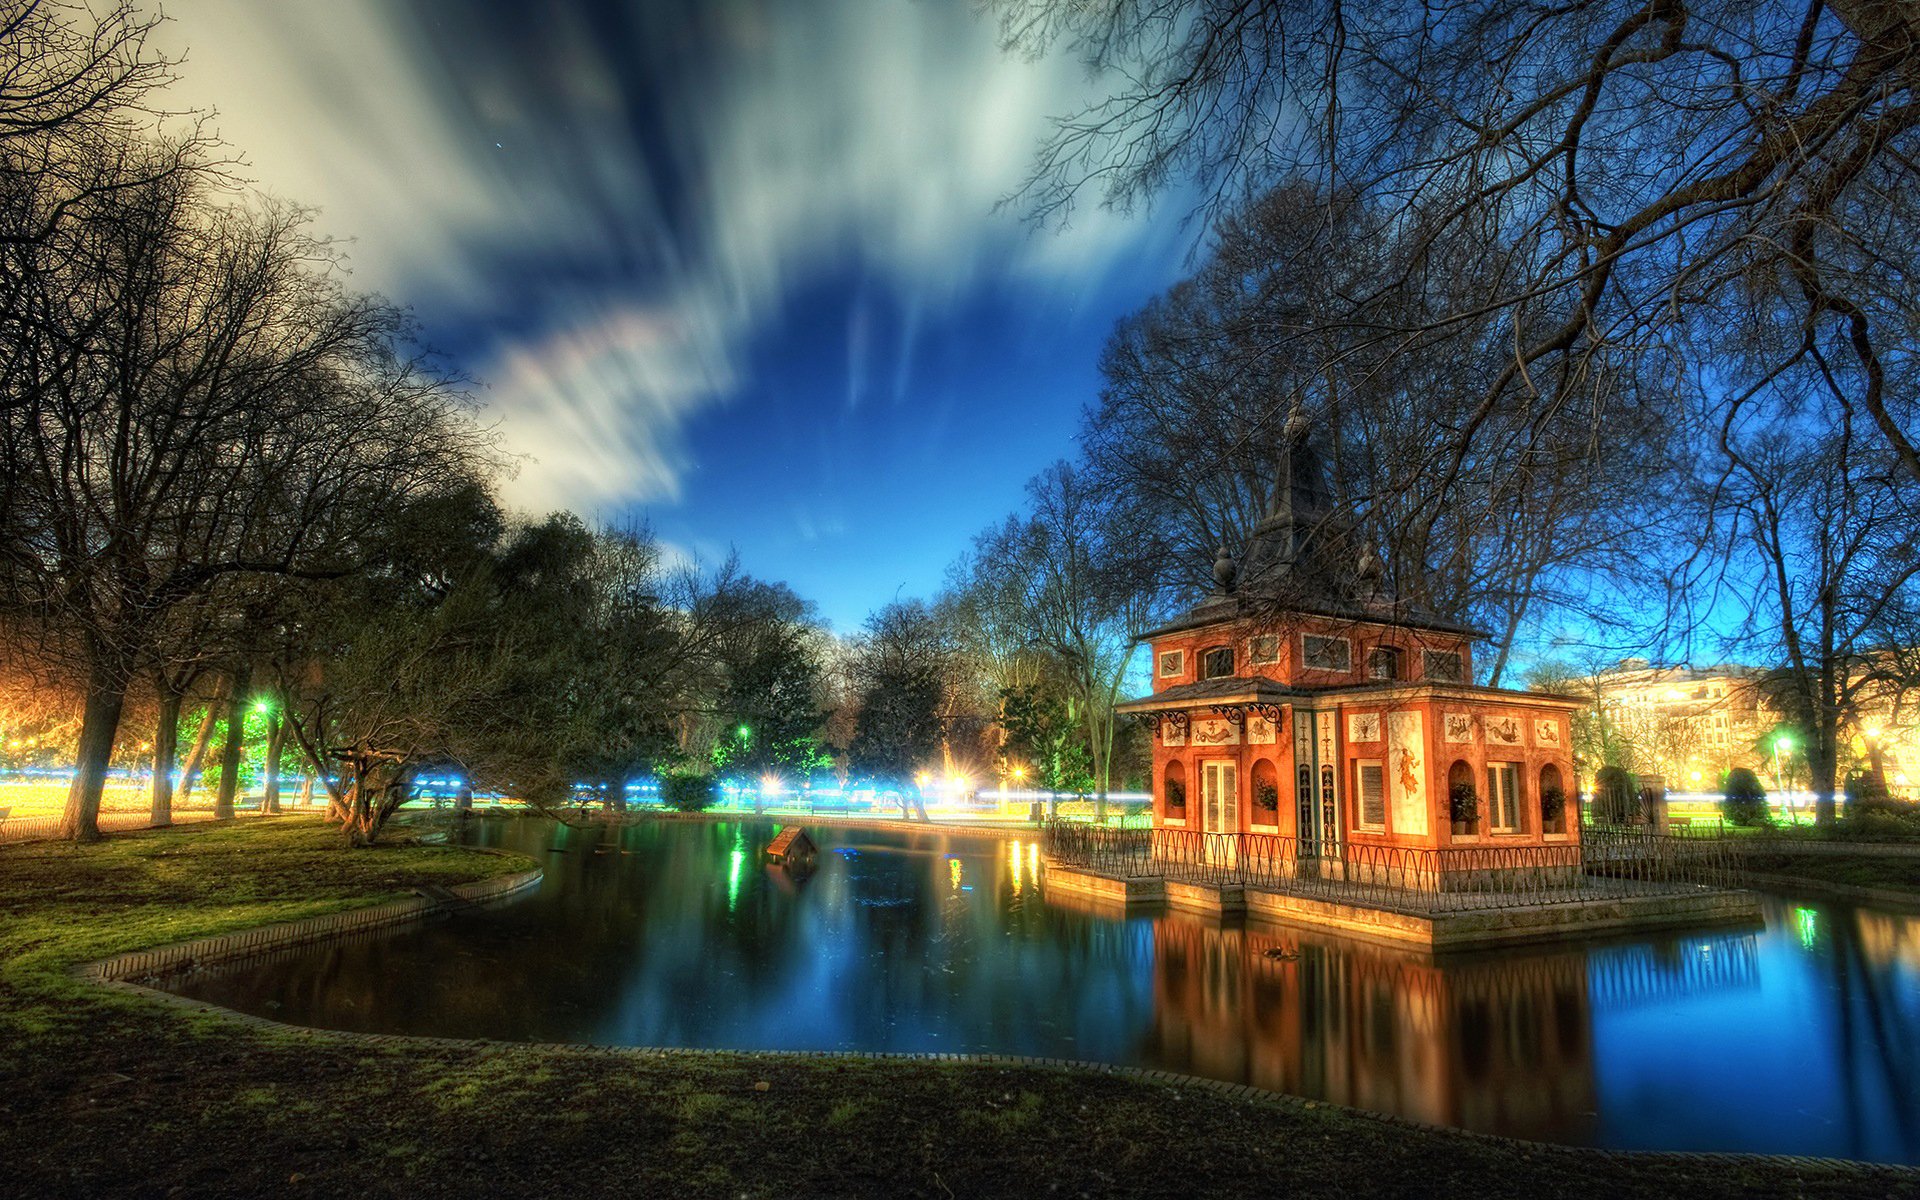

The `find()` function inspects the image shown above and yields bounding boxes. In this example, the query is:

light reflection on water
[165,818,1920,1163]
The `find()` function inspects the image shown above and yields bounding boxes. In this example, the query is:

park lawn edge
[1,817,1917,1199]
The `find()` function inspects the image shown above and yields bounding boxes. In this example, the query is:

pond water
[167,818,1920,1163]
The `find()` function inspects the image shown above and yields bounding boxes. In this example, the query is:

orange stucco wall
[1144,616,1577,851]
[1149,615,1475,693]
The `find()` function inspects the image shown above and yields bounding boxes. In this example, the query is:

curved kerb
[70,861,1920,1184]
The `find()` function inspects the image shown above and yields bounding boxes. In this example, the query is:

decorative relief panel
[1534,718,1564,748]
[1386,711,1429,836]
[1346,712,1382,743]
[1247,714,1277,745]
[1442,712,1474,744]
[1191,717,1240,747]
[1486,714,1524,747]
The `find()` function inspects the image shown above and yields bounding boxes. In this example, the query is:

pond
[166,817,1920,1164]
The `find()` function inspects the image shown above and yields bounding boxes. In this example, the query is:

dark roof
[1117,675,1584,714]
[1142,403,1491,645]
[1115,676,1305,713]
[1137,594,1488,643]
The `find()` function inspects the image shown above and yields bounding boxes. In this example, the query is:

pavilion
[1114,406,1583,876]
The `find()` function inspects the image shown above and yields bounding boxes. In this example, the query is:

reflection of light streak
[1009,839,1023,894]
[1028,841,1038,883]
[728,848,744,910]
[949,857,962,892]
[1796,905,1819,950]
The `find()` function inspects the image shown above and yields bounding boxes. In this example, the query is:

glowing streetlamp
[1773,735,1793,822]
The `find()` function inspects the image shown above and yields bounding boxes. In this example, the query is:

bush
[1721,767,1770,828]
[660,771,717,813]
[1845,771,1895,814]
[1164,779,1186,814]
[1539,783,1568,829]
[1842,774,1920,839]
[1254,780,1280,813]
[1449,782,1479,829]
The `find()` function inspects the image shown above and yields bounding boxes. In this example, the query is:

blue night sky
[157,0,1192,631]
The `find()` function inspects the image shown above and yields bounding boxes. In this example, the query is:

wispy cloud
[159,0,1170,516]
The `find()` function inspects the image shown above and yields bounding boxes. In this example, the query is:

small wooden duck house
[765,826,816,866]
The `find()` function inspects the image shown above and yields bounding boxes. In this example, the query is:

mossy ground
[1,818,1914,1198]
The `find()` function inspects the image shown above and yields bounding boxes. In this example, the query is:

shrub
[1721,767,1770,828]
[660,771,717,813]
[1449,782,1479,829]
[1538,783,1568,828]
[1254,780,1280,813]
[1845,771,1895,814]
[1164,779,1186,813]
[1842,773,1920,839]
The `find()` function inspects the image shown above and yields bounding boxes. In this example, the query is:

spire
[1237,402,1341,590]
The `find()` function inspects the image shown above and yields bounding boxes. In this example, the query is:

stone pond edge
[64,849,1920,1183]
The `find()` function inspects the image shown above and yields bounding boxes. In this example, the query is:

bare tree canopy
[997,0,1920,492]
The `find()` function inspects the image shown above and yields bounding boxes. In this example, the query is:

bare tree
[996,0,1920,521]
[1089,184,1671,680]
[953,463,1163,817]
[1,157,482,839]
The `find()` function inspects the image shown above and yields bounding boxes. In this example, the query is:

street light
[1773,735,1793,823]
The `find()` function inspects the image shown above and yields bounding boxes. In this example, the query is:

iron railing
[1041,820,1741,913]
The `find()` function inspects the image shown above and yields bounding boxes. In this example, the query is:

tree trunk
[214,664,250,820]
[1811,733,1840,828]
[150,685,181,827]
[58,663,129,843]
[175,683,226,803]
[260,713,286,814]
[299,774,316,808]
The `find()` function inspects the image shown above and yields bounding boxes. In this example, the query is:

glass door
[1202,760,1238,865]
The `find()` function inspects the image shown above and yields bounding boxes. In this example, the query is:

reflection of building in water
[1585,932,1760,1014]
[1145,917,1596,1141]
[1853,907,1920,973]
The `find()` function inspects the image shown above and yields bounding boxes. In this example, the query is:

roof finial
[1212,544,1237,592]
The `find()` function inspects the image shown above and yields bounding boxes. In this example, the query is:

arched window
[1162,760,1187,820]
[1200,644,1235,679]
[1251,759,1280,827]
[1448,759,1478,836]
[1539,763,1568,834]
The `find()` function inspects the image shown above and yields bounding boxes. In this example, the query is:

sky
[156,0,1193,631]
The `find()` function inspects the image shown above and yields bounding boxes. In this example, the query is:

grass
[1,818,1915,1199]
[1737,851,1920,894]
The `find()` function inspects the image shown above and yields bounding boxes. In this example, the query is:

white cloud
[157,0,1175,517]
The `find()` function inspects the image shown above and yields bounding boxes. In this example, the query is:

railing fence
[1041,820,1740,913]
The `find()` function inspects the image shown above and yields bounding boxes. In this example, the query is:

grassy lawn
[1,820,1914,1198]
[1738,851,1920,894]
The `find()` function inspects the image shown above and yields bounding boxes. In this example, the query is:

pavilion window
[1249,634,1281,665]
[1200,645,1235,679]
[1301,634,1351,672]
[1422,649,1464,682]
[1366,647,1401,681]
[1356,760,1386,831]
[1487,762,1522,833]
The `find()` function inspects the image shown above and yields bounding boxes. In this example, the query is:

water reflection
[1145,919,1597,1141]
[164,818,1920,1163]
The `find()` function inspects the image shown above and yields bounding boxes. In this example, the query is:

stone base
[1167,879,1244,916]
[1043,862,1763,950]
[1245,886,1762,952]
[1042,866,1163,910]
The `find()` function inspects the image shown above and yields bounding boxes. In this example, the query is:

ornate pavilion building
[1115,409,1583,873]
